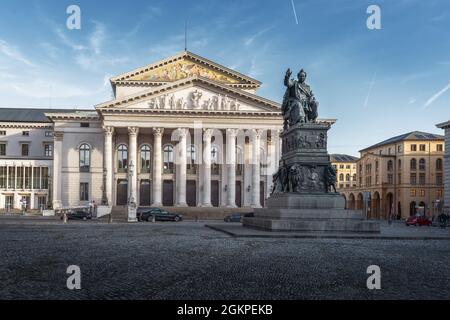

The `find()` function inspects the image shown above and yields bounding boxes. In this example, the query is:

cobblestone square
[0,217,449,299]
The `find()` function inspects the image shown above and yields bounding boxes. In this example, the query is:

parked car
[137,208,182,222]
[224,212,254,222]
[405,215,432,226]
[61,209,92,221]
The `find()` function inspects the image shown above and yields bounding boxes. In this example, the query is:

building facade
[0,52,283,212]
[341,132,445,219]
[330,154,358,191]
[436,120,450,211]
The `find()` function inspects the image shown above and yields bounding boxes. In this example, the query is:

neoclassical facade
[436,120,450,212]
[4,51,282,212]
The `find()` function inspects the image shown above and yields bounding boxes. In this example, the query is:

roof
[330,154,359,162]
[0,108,92,123]
[436,120,450,129]
[359,131,445,152]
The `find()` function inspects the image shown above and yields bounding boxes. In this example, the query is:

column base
[251,204,262,209]
[200,203,213,207]
[226,204,238,208]
[175,203,188,207]
[151,202,162,208]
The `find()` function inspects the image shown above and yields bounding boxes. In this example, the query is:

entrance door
[140,180,151,206]
[5,195,13,211]
[163,180,174,206]
[37,196,46,211]
[116,180,128,205]
[21,196,30,210]
[260,181,265,207]
[235,181,242,208]
[211,180,219,207]
[187,180,196,207]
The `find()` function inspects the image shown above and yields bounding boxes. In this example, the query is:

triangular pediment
[110,51,261,87]
[97,76,280,114]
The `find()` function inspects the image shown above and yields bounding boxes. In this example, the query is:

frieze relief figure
[169,94,175,109]
[191,90,203,109]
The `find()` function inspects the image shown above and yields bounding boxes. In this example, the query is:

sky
[0,0,449,156]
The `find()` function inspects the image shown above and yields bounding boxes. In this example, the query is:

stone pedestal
[243,122,380,233]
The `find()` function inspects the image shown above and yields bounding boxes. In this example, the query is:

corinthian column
[226,129,239,208]
[52,132,64,209]
[152,128,164,207]
[251,129,263,208]
[176,128,188,207]
[128,127,139,205]
[103,126,114,206]
[201,129,213,207]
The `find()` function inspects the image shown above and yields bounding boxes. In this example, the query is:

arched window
[436,158,443,171]
[187,145,197,173]
[163,145,174,173]
[339,173,344,182]
[398,159,402,169]
[79,144,91,172]
[352,174,357,182]
[346,174,350,182]
[236,146,244,175]
[410,158,417,170]
[387,160,393,171]
[211,146,220,175]
[140,144,151,173]
[419,158,426,171]
[117,144,128,172]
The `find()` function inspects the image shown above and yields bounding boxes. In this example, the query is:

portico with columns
[46,51,283,212]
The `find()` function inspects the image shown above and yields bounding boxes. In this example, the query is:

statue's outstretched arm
[284,68,293,87]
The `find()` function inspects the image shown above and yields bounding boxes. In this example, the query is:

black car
[137,208,182,222]
[61,209,92,221]
[224,212,253,222]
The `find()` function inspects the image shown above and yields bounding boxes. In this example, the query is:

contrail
[364,73,377,108]
[291,0,299,25]
[423,83,450,108]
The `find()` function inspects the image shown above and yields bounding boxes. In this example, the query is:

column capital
[250,128,264,139]
[103,126,114,136]
[53,131,64,141]
[128,126,139,136]
[152,127,164,137]
[226,128,239,138]
[203,128,214,141]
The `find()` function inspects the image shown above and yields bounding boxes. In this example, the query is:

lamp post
[127,161,137,222]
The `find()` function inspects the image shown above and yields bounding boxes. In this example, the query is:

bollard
[63,212,68,224]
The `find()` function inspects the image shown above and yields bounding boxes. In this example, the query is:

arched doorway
[348,193,356,210]
[372,192,381,219]
[342,194,347,209]
[357,193,363,210]
[409,201,417,216]
[386,193,394,219]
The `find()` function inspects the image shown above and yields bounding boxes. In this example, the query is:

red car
[405,215,432,226]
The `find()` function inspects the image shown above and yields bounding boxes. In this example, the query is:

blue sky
[0,0,449,156]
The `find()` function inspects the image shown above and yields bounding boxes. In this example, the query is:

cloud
[55,28,86,51]
[244,26,273,47]
[0,39,35,67]
[423,83,450,108]
[125,5,163,38]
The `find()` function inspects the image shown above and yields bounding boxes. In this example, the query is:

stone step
[254,208,364,220]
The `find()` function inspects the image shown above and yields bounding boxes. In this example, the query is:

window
[419,173,425,185]
[398,159,402,169]
[0,143,5,156]
[436,173,443,185]
[387,160,393,171]
[437,144,443,152]
[352,174,357,181]
[17,167,23,189]
[375,161,379,172]
[140,145,151,173]
[339,165,344,169]
[22,131,29,136]
[411,144,417,151]
[79,144,90,172]
[388,174,393,185]
[24,167,31,189]
[339,173,344,181]
[436,158,443,170]
[80,123,90,128]
[45,131,53,137]
[345,174,350,182]
[236,147,243,175]
[41,167,49,189]
[80,183,89,201]
[397,145,402,153]
[410,189,416,197]
[420,190,425,197]
[419,144,426,152]
[388,147,392,155]
[33,167,40,189]
[21,144,29,156]
[0,130,5,135]
[7,167,14,189]
[44,144,53,157]
[410,158,417,170]
[187,145,197,174]
[410,173,417,185]
[117,144,128,172]
[398,173,402,184]
[419,158,425,171]
[211,146,220,175]
[346,165,351,169]
[163,145,174,174]
[0,166,6,188]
